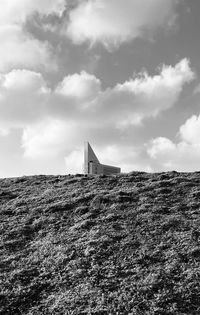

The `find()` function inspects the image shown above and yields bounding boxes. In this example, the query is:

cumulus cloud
[2,69,48,91]
[51,58,194,129]
[22,119,77,159]
[0,69,48,126]
[0,25,55,72]
[64,150,84,174]
[146,115,200,172]
[179,115,200,144]
[0,59,194,172]
[67,0,179,49]
[97,58,194,128]
[0,0,66,71]
[0,0,65,25]
[56,71,101,102]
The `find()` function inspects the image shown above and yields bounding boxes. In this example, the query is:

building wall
[87,161,120,175]
[102,164,121,175]
[84,142,121,175]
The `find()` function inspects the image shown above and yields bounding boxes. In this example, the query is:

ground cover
[1,172,200,314]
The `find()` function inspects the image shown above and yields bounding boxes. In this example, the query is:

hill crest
[1,171,200,314]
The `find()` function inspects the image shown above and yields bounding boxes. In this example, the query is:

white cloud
[67,0,179,49]
[96,58,194,128]
[52,59,194,129]
[0,59,194,172]
[0,25,55,72]
[0,0,65,25]
[64,150,83,174]
[147,137,176,159]
[0,0,66,72]
[22,119,77,159]
[97,145,139,172]
[0,127,9,136]
[0,69,48,127]
[179,115,200,144]
[146,115,200,172]
[56,71,101,102]
[2,69,48,92]
[47,60,194,129]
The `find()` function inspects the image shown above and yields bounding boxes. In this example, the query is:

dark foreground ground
[1,172,200,314]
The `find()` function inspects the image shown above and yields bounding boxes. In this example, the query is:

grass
[1,172,200,314]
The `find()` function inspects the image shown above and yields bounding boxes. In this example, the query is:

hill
[1,171,200,314]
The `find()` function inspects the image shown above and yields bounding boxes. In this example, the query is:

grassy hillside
[1,171,200,314]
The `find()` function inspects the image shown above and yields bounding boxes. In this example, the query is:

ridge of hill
[1,171,200,314]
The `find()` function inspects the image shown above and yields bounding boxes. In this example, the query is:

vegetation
[1,171,200,314]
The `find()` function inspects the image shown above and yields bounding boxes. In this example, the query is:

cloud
[0,0,65,25]
[0,0,66,72]
[97,58,194,128]
[67,0,179,49]
[21,117,88,162]
[55,71,101,101]
[22,119,71,159]
[0,59,194,172]
[0,25,55,72]
[146,115,200,172]
[2,69,48,91]
[0,127,9,136]
[179,115,200,144]
[64,150,84,174]
[0,69,48,127]
[51,59,194,129]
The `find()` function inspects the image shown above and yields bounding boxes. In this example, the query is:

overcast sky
[1,0,200,177]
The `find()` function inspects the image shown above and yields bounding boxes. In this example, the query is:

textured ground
[1,171,200,314]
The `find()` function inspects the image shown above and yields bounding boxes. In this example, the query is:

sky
[1,0,200,177]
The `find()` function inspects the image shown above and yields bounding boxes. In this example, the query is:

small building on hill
[84,142,121,175]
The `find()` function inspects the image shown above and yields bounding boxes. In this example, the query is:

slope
[1,172,200,314]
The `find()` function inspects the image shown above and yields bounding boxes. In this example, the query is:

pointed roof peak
[84,141,121,175]
[84,141,100,163]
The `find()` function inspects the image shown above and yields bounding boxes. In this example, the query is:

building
[84,142,121,175]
